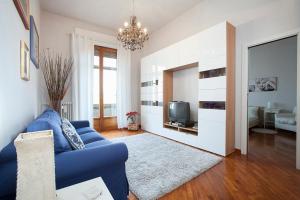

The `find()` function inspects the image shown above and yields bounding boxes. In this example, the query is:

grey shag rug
[113,133,222,200]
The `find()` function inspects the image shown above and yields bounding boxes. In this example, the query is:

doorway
[247,36,297,167]
[93,46,118,131]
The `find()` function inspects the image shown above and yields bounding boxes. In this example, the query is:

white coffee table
[56,177,114,200]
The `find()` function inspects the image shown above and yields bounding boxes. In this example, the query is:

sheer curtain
[71,28,132,128]
[71,33,94,125]
[116,45,132,128]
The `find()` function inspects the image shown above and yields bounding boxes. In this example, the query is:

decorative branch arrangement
[40,52,73,113]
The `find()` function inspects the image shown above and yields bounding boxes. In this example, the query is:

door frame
[94,46,118,131]
[240,28,300,169]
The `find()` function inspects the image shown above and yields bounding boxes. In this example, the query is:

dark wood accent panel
[141,101,163,106]
[225,22,236,155]
[163,71,173,123]
[165,62,198,72]
[199,101,225,110]
[141,80,158,87]
[199,67,226,79]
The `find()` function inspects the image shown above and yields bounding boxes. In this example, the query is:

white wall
[141,0,300,149]
[235,0,300,149]
[173,67,198,121]
[41,11,115,57]
[40,11,116,103]
[40,11,142,119]
[0,0,41,149]
[248,36,297,111]
[142,0,279,56]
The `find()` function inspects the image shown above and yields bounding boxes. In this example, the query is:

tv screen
[168,101,190,125]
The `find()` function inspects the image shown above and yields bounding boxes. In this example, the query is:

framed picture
[30,16,39,68]
[20,41,30,81]
[249,77,277,92]
[13,0,30,30]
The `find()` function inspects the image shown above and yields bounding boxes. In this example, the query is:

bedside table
[264,108,281,128]
[56,177,114,200]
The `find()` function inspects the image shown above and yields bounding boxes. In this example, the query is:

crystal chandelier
[117,0,149,51]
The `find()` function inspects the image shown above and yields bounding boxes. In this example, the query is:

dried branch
[40,51,73,113]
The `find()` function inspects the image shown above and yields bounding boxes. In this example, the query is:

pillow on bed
[248,106,259,119]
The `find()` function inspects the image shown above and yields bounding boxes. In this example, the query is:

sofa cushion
[76,127,95,135]
[26,109,72,153]
[0,142,16,164]
[61,118,85,150]
[85,140,112,148]
[80,132,105,144]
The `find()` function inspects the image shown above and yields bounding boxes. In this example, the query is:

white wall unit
[140,22,235,156]
[198,76,227,90]
[198,89,226,102]
[198,109,226,123]
[178,33,202,66]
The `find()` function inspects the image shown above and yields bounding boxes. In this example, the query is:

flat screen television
[168,101,190,125]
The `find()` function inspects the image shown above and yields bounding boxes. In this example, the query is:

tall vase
[51,99,62,114]
[14,130,56,200]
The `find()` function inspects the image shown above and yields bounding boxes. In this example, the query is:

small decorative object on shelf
[126,111,139,131]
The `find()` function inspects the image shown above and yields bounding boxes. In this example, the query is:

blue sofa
[0,109,129,200]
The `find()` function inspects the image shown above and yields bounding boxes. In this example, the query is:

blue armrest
[70,120,90,129]
[55,142,128,181]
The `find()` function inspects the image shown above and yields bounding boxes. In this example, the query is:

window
[103,53,117,117]
[93,47,117,120]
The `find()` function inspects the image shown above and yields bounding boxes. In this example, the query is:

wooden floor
[101,129,300,200]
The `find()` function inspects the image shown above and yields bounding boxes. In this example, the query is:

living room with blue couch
[0,109,129,200]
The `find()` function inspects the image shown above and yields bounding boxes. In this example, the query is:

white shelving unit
[140,21,235,156]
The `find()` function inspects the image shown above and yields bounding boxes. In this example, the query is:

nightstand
[264,108,281,128]
[56,177,114,200]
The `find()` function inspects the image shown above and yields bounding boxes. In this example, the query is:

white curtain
[71,33,94,125]
[116,44,133,128]
[71,28,133,128]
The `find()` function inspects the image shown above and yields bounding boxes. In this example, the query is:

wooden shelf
[164,123,198,135]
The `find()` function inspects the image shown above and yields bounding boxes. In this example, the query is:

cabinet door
[198,88,226,102]
[198,108,226,156]
[198,22,227,71]
[178,33,201,66]
[198,76,226,90]
[160,44,180,69]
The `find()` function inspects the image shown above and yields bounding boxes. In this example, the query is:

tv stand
[163,122,198,135]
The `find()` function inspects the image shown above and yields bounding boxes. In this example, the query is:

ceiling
[41,0,202,32]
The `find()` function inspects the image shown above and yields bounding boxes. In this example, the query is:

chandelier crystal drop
[117,1,149,51]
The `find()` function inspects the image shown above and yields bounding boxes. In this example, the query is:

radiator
[40,102,73,120]
[61,102,73,120]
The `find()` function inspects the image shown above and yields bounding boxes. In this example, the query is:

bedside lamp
[14,130,56,200]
